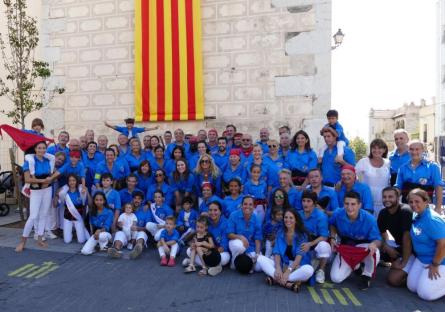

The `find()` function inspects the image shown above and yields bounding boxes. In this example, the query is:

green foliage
[0,0,64,129]
[349,136,367,161]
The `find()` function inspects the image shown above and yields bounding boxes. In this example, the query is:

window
[423,124,427,143]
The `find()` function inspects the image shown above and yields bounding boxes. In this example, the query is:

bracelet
[287,267,293,272]
[432,261,440,267]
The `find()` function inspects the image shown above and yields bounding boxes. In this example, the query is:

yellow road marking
[8,264,35,277]
[342,288,362,306]
[308,287,323,304]
[34,265,59,279]
[322,282,335,288]
[320,289,335,305]
[24,262,56,278]
[15,265,40,277]
[332,289,348,305]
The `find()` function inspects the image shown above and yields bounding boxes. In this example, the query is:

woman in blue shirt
[198,182,223,215]
[125,138,149,173]
[82,141,104,191]
[287,130,318,186]
[94,148,130,190]
[16,142,54,252]
[169,159,195,213]
[81,192,114,255]
[150,146,167,173]
[257,209,314,292]
[406,189,445,301]
[194,154,222,198]
[222,149,246,195]
[146,169,174,207]
[134,160,154,194]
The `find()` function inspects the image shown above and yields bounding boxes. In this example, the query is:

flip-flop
[265,276,275,286]
[198,268,208,276]
[184,265,196,273]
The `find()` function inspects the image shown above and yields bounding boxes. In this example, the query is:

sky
[331,0,438,142]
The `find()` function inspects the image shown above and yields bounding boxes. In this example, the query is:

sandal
[265,276,275,286]
[284,281,300,292]
[184,265,196,273]
[199,267,208,276]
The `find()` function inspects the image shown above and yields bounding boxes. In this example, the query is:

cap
[208,128,218,135]
[341,164,356,174]
[229,149,241,157]
[69,150,81,158]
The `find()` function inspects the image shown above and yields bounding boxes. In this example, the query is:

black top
[377,205,413,247]
[285,245,294,261]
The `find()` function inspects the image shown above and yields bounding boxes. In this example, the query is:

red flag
[0,124,54,152]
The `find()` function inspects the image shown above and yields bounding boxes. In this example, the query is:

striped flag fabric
[134,0,205,122]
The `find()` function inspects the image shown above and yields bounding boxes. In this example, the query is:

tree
[0,0,64,129]
[349,136,367,161]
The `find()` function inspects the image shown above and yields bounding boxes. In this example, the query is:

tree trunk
[9,148,24,221]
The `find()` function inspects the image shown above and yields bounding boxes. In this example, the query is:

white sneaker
[34,234,46,241]
[182,258,191,267]
[208,265,222,276]
[127,243,133,250]
[45,231,58,240]
[315,269,325,284]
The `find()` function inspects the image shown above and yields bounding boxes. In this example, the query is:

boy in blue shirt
[104,118,159,139]
[177,196,198,245]
[158,216,180,267]
[97,173,121,232]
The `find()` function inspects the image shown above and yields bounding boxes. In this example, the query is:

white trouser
[265,240,274,258]
[254,204,265,225]
[407,258,445,301]
[146,222,163,241]
[314,241,332,259]
[63,218,87,244]
[81,232,112,255]
[114,230,148,246]
[228,239,261,272]
[330,243,380,283]
[186,247,231,266]
[257,255,314,282]
[158,243,179,258]
[23,187,52,237]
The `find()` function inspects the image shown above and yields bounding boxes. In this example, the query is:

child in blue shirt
[263,207,284,258]
[158,216,180,267]
[243,164,268,224]
[318,109,349,163]
[104,117,159,139]
[177,196,198,245]
[98,173,121,232]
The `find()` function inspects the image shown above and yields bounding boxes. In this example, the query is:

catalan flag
[134,0,204,122]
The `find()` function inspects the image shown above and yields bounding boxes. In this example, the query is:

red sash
[336,244,377,277]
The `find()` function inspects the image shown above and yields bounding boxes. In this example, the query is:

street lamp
[332,28,344,50]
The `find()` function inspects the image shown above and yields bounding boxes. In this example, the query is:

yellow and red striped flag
[134,0,204,122]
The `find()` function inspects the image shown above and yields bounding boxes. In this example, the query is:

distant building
[437,0,445,168]
[369,99,436,155]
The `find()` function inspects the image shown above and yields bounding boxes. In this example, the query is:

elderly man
[256,128,270,154]
[207,128,219,154]
[47,131,70,157]
[389,129,410,186]
[320,127,355,187]
[79,136,88,151]
[163,130,173,145]
[225,124,237,147]
[197,129,207,142]
[337,165,374,214]
[165,128,190,159]
[240,134,254,157]
[85,129,95,143]
[97,135,108,154]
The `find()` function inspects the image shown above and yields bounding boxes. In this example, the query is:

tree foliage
[0,0,64,129]
[349,136,367,161]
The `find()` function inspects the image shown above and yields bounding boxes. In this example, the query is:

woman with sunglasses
[147,169,174,207]
[287,130,318,187]
[264,139,288,170]
[194,154,222,199]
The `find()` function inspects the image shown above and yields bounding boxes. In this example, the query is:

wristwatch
[287,267,293,272]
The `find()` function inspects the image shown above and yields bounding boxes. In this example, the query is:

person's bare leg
[15,237,27,252]
[37,235,48,248]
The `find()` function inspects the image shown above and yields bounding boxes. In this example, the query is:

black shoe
[354,264,364,276]
[358,275,371,290]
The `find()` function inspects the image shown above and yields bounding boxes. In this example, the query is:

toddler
[264,207,284,258]
[157,216,180,267]
[117,203,138,250]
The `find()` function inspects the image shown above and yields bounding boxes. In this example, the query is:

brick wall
[39,0,331,146]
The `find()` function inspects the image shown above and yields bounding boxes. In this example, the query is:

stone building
[369,99,436,153]
[0,0,332,169]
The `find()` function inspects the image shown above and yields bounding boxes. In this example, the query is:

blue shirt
[134,207,152,227]
[395,159,442,189]
[256,141,269,154]
[264,154,288,171]
[119,188,143,206]
[199,195,223,214]
[125,153,147,172]
[177,209,198,229]
[194,172,222,197]
[337,182,374,213]
[114,125,146,138]
[169,173,195,193]
[227,210,262,253]
[101,188,121,212]
[148,204,174,224]
[308,185,339,212]
[67,190,83,206]
[146,182,174,206]
[160,228,180,242]
[23,156,51,176]
[222,195,243,218]
[58,162,86,179]
[299,208,329,238]
[94,159,130,184]
[90,208,114,232]
[243,180,268,200]
[209,217,229,250]
[411,208,445,265]
[286,149,318,174]
[389,149,411,175]
[321,146,356,185]
[82,151,105,189]
[134,172,154,194]
[47,144,70,158]
[272,231,311,266]
[213,151,230,171]
[263,220,283,237]
[329,208,381,244]
[222,163,246,185]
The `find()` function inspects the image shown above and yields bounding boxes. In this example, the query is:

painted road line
[320,289,335,305]
[308,287,323,304]
[15,265,41,277]
[342,288,362,306]
[24,262,56,278]
[8,264,36,277]
[332,289,348,305]
[34,265,59,279]
[322,282,334,288]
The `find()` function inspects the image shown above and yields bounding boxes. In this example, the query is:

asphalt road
[0,246,443,312]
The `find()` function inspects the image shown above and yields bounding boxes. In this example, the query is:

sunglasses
[155,173,164,177]
[200,159,210,164]
[242,139,251,142]
[274,195,284,199]
[268,144,278,148]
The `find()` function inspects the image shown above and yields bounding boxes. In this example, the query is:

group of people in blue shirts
[14,112,445,301]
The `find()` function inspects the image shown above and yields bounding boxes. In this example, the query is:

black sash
[30,174,50,190]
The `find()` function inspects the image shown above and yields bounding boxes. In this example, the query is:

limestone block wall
[39,0,331,146]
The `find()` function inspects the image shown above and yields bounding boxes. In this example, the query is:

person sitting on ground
[177,196,198,245]
[157,216,180,267]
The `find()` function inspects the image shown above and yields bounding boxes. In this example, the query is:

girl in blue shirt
[81,192,113,255]
[243,164,268,225]
[222,178,243,218]
[134,160,154,194]
[198,182,223,215]
[257,209,314,292]
[406,189,445,301]
[170,159,195,213]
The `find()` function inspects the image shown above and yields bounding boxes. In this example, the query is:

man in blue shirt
[329,191,382,290]
[47,131,70,158]
[306,168,339,216]
[320,127,355,186]
[165,128,191,159]
[256,128,270,154]
[213,137,230,171]
[119,174,143,206]
[388,129,410,185]
[337,165,374,214]
[104,118,159,139]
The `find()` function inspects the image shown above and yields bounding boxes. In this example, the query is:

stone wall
[38,0,331,145]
